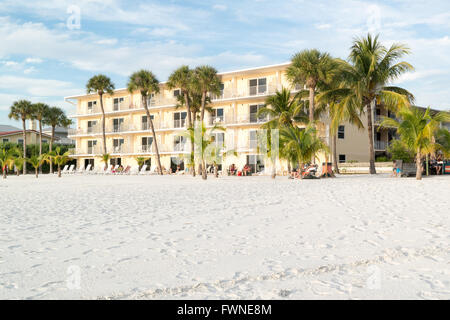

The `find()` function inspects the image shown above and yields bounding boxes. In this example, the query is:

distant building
[42,126,75,145]
[0,126,54,145]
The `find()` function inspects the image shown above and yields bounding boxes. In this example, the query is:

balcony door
[87,120,97,133]
[174,112,187,128]
[246,155,265,173]
[113,118,124,132]
[141,136,153,152]
[174,135,186,151]
[87,140,97,154]
[249,78,267,96]
[249,104,266,123]
[142,115,154,130]
[113,138,124,153]
[113,97,124,111]
[210,108,224,124]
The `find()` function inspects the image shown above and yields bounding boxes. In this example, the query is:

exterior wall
[0,131,52,145]
[67,63,394,172]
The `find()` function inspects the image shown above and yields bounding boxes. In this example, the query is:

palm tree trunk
[39,120,43,174]
[366,103,376,174]
[35,167,38,178]
[99,93,107,154]
[184,92,195,177]
[50,125,55,173]
[202,159,207,180]
[309,86,315,126]
[287,162,291,174]
[332,133,339,174]
[143,96,163,175]
[200,91,207,121]
[2,167,6,179]
[416,151,422,180]
[58,164,61,178]
[22,118,27,175]
[214,164,218,178]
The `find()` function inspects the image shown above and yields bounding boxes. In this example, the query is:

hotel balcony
[210,84,280,101]
[374,140,387,150]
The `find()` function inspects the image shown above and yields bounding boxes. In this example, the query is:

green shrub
[375,156,389,162]
[387,139,414,162]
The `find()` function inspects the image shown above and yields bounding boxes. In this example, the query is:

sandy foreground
[0,173,449,300]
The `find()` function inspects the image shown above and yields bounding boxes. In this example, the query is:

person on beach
[229,164,237,175]
[242,164,251,176]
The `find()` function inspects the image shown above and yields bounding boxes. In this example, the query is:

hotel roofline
[64,62,291,100]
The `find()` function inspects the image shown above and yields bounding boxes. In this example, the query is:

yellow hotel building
[65,62,392,173]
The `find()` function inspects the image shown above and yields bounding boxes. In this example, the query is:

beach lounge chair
[91,166,103,175]
[76,165,85,174]
[129,166,140,175]
[63,164,75,174]
[59,165,69,174]
[103,165,113,175]
[138,164,147,175]
[84,164,92,174]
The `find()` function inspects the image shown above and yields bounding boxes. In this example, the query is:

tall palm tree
[127,70,163,175]
[86,74,115,154]
[286,49,336,125]
[8,100,33,174]
[43,107,72,173]
[332,34,414,174]
[381,107,450,180]
[168,66,196,176]
[12,147,25,176]
[192,65,221,122]
[317,60,364,173]
[31,102,50,172]
[280,125,328,174]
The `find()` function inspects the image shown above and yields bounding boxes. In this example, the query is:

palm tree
[257,88,308,130]
[101,153,110,170]
[280,125,328,175]
[43,107,72,173]
[381,107,450,180]
[27,154,46,178]
[31,103,50,173]
[135,157,148,171]
[185,122,225,180]
[192,66,221,122]
[127,70,163,175]
[12,147,25,176]
[86,75,115,154]
[435,128,450,158]
[0,149,14,179]
[317,61,364,173]
[286,49,337,125]
[8,100,34,174]
[48,147,71,178]
[331,34,414,174]
[168,66,196,176]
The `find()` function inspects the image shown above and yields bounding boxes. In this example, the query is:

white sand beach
[0,174,449,300]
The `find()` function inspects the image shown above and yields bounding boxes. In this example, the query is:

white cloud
[213,4,227,11]
[23,66,37,74]
[0,75,80,97]
[95,39,118,45]
[25,57,43,64]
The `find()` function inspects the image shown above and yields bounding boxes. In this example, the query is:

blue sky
[1,0,449,127]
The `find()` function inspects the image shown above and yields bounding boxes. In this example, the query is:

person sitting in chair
[229,163,237,176]
[242,164,251,176]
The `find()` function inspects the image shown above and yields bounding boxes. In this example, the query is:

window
[113,138,125,152]
[249,130,258,149]
[247,155,265,173]
[210,108,224,124]
[42,140,47,144]
[112,118,124,132]
[141,115,154,130]
[339,154,346,163]
[87,120,97,133]
[18,139,24,145]
[87,140,97,154]
[87,101,97,112]
[113,97,124,111]
[249,104,266,123]
[174,111,187,128]
[84,158,94,169]
[174,135,186,151]
[146,93,156,106]
[211,132,224,148]
[338,125,345,139]
[2,138,9,143]
[249,78,267,95]
[174,89,181,97]
[141,137,153,152]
